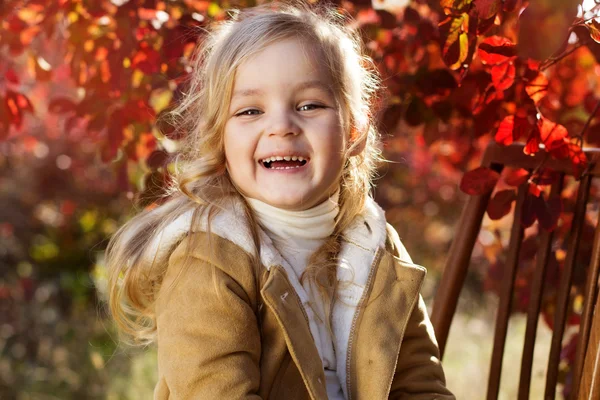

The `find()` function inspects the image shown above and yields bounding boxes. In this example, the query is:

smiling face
[223,37,349,211]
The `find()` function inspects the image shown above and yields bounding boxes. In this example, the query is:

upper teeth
[261,156,306,162]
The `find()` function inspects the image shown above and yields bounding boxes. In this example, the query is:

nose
[267,109,300,137]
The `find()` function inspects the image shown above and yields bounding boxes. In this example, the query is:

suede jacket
[151,197,455,400]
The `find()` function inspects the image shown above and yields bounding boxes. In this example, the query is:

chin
[264,194,315,211]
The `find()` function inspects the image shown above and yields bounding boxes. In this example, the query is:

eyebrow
[232,80,333,98]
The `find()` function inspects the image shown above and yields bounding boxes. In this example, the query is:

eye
[298,103,326,112]
[235,109,262,117]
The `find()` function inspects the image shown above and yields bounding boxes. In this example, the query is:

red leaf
[526,117,569,156]
[566,142,588,179]
[528,182,542,197]
[131,44,161,74]
[503,167,529,187]
[525,72,549,104]
[534,193,562,232]
[123,100,156,124]
[491,61,516,91]
[478,36,517,65]
[487,189,517,219]
[473,0,501,20]
[495,115,531,145]
[6,15,27,32]
[521,192,536,228]
[138,8,159,21]
[538,117,568,151]
[5,68,19,84]
[524,126,541,155]
[5,90,33,129]
[460,166,500,195]
[495,115,515,145]
[533,168,560,185]
[48,97,77,113]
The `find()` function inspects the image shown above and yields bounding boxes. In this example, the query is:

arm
[389,295,455,400]
[154,252,262,399]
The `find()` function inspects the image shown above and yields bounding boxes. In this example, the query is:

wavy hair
[106,1,383,345]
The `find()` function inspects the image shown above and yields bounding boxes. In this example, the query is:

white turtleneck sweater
[245,193,345,400]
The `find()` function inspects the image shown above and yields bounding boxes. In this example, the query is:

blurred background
[2,0,600,398]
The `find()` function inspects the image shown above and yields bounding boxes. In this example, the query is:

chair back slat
[518,178,565,400]
[431,189,497,356]
[572,214,600,398]
[545,175,593,399]
[487,184,527,400]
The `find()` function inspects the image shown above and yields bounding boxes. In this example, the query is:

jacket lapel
[349,251,426,400]
[261,266,327,400]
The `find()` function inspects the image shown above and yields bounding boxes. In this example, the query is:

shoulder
[159,229,263,312]
[347,196,414,264]
[147,197,265,299]
[384,223,414,264]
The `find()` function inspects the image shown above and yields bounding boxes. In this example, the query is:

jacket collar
[146,195,388,273]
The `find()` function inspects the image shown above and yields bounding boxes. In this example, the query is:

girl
[106,2,455,399]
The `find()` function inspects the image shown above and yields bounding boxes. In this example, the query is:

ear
[348,125,368,157]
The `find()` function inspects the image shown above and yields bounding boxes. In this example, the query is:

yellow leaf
[586,21,600,44]
[208,2,221,17]
[150,89,173,114]
[132,69,144,88]
[90,351,105,370]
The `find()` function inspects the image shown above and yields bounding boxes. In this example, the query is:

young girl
[106,2,454,399]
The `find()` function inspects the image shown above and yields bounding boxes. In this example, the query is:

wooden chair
[431,142,600,400]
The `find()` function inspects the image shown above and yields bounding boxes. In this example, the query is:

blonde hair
[106,1,383,345]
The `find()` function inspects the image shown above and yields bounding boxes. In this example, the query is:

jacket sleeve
[385,224,454,399]
[388,294,455,400]
[154,251,262,399]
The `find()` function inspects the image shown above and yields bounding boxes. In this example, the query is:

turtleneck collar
[244,191,340,242]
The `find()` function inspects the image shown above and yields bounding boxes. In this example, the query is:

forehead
[231,37,334,97]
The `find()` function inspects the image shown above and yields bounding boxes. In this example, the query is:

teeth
[261,155,307,163]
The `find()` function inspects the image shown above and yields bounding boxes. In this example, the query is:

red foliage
[460,166,500,195]
[487,189,516,220]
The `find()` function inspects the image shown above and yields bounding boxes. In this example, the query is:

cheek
[223,125,255,169]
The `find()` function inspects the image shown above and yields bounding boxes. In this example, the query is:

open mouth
[259,155,308,170]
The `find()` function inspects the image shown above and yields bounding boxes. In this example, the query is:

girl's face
[224,37,349,211]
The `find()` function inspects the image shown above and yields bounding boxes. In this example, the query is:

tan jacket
[151,197,454,400]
